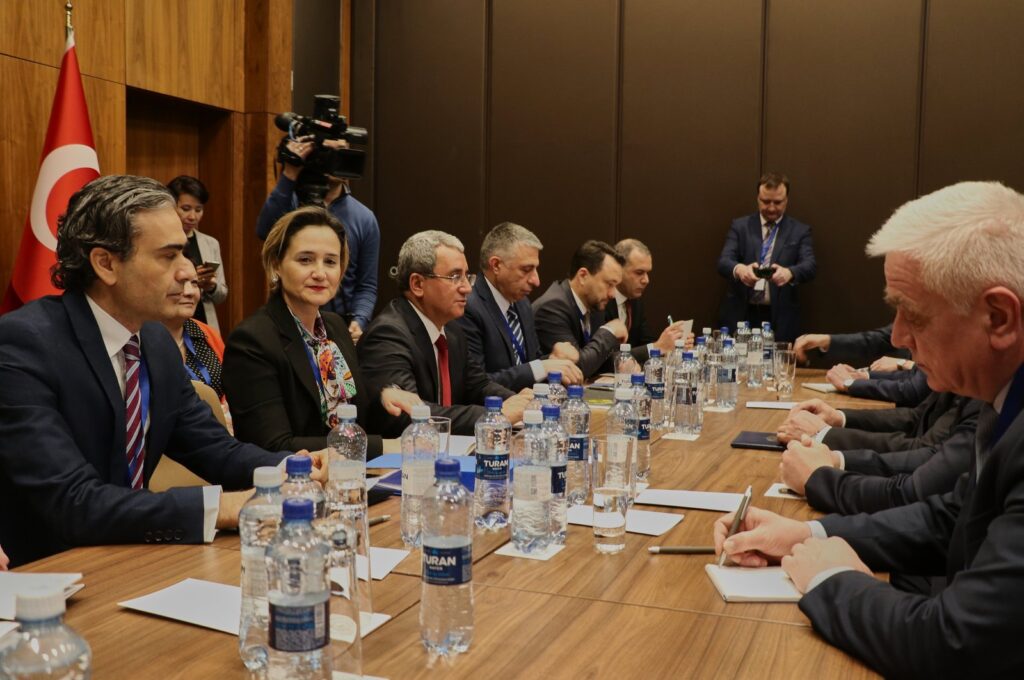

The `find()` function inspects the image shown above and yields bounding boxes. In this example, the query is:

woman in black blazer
[223,207,414,455]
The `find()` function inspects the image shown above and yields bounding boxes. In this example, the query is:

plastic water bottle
[694,335,707,365]
[607,387,638,499]
[735,321,750,384]
[473,396,511,531]
[663,339,687,429]
[673,352,704,435]
[510,464,552,553]
[546,372,567,406]
[630,374,652,482]
[526,383,551,412]
[614,343,636,388]
[0,589,91,679]
[701,327,713,348]
[513,409,550,467]
[644,348,666,430]
[420,458,474,657]
[703,345,720,408]
[401,404,440,547]
[761,322,776,390]
[541,404,569,544]
[561,385,591,505]
[281,454,325,518]
[319,520,363,678]
[266,498,331,680]
[719,339,738,409]
[747,328,764,387]
[239,466,284,674]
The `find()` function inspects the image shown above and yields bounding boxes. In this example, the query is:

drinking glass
[590,435,635,554]
[428,416,451,457]
[774,349,797,399]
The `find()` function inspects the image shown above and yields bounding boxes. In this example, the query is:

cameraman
[256,137,380,341]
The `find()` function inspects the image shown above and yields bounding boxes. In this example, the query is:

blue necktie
[506,307,525,365]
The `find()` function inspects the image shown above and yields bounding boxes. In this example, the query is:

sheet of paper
[680,319,694,338]
[354,547,409,581]
[746,401,797,410]
[661,432,699,441]
[765,482,805,500]
[566,505,683,536]
[494,542,566,561]
[119,578,241,635]
[802,382,837,394]
[635,488,744,513]
[704,565,801,602]
[367,454,476,472]
[704,405,735,413]
[0,621,19,643]
[0,572,83,620]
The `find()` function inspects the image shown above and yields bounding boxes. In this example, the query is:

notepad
[765,482,805,500]
[635,489,744,513]
[746,401,797,410]
[0,572,84,620]
[802,382,837,394]
[704,565,801,602]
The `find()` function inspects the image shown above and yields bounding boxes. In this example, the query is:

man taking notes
[713,181,1024,677]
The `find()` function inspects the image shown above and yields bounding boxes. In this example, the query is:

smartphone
[201,261,221,272]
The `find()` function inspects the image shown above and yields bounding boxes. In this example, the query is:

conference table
[16,370,887,678]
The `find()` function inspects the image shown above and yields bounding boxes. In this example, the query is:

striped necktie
[123,335,145,490]
[506,307,525,365]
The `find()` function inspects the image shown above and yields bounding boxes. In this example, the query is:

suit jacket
[457,274,543,391]
[823,390,957,453]
[358,297,514,437]
[805,323,912,368]
[533,280,619,378]
[222,292,382,456]
[604,296,655,365]
[716,213,816,342]
[800,394,1024,677]
[845,366,931,407]
[0,291,286,567]
[805,399,980,514]
[193,229,228,332]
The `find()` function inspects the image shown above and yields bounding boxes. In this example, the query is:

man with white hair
[713,181,1024,676]
[358,230,530,437]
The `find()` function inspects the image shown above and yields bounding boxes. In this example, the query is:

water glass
[429,416,451,456]
[592,486,628,554]
[590,435,635,554]
[774,349,797,398]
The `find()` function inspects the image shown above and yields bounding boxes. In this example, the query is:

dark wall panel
[373,0,486,294]
[489,0,619,285]
[763,0,923,334]
[919,0,1024,193]
[620,0,763,330]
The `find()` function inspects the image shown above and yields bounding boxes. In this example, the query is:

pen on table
[667,315,674,325]
[649,546,715,555]
[717,485,753,567]
[778,486,803,498]
[368,515,391,527]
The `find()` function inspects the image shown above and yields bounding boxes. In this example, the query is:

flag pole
[65,1,73,37]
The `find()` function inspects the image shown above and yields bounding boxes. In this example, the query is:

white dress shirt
[484,277,545,381]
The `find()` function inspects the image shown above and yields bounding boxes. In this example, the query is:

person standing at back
[167,175,228,332]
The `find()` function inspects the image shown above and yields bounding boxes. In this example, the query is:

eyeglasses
[424,272,477,286]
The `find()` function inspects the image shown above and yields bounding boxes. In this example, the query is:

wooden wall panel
[488,0,619,284]
[373,0,486,288]
[918,0,1024,193]
[0,0,125,82]
[125,90,200,184]
[763,0,923,334]
[244,0,293,115]
[349,0,376,209]
[619,0,763,329]
[125,0,245,111]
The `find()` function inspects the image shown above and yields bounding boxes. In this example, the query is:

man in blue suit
[0,175,313,567]
[717,172,816,342]
[458,222,583,391]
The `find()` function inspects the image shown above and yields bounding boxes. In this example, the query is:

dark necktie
[123,335,145,490]
[506,307,525,365]
[751,222,776,304]
[435,335,452,406]
[624,300,633,332]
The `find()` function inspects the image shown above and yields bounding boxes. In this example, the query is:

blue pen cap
[542,404,561,419]
[435,457,460,480]
[548,371,562,382]
[567,385,584,399]
[650,348,661,357]
[282,497,314,521]
[286,454,312,475]
[484,395,503,410]
[631,373,645,385]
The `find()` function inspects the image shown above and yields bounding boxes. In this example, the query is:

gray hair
[614,238,651,262]
[479,222,543,268]
[396,230,465,291]
[52,175,175,292]
[866,181,1024,313]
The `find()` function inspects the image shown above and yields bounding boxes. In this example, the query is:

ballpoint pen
[717,485,753,566]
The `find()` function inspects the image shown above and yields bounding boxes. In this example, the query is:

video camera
[275,94,368,206]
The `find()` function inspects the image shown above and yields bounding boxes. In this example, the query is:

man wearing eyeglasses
[358,230,531,437]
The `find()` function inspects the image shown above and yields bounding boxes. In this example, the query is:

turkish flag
[0,28,100,314]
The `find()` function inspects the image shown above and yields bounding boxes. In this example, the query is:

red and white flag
[1,27,100,313]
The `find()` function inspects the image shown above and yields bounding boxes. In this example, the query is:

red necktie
[435,335,452,406]
[123,336,145,490]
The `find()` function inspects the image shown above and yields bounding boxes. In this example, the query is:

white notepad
[746,401,797,410]
[566,505,683,536]
[802,382,837,394]
[0,572,84,620]
[704,564,801,602]
[635,489,743,513]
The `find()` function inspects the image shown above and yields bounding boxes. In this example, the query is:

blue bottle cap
[720,326,729,333]
[650,348,661,357]
[567,385,584,399]
[542,404,561,419]
[286,454,312,475]
[547,371,562,382]
[282,497,314,521]
[435,457,460,480]
[484,395,503,410]
[696,336,706,345]
[684,351,695,361]
[631,373,645,385]
[724,338,734,348]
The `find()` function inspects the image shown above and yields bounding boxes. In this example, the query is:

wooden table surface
[17,371,883,678]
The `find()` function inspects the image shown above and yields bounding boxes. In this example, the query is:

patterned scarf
[183,318,224,397]
[290,309,357,428]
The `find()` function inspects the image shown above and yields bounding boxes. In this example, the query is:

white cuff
[805,566,856,592]
[813,426,830,444]
[529,359,546,381]
[834,451,846,470]
[806,520,828,539]
[840,411,847,427]
[646,343,656,356]
[202,485,222,542]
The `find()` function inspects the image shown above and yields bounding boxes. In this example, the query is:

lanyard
[181,332,212,386]
[760,223,780,265]
[992,363,1024,445]
[500,306,528,363]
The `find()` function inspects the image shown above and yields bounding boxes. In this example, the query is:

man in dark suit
[714,181,1024,677]
[358,230,527,437]
[795,323,911,366]
[717,172,816,342]
[533,240,629,379]
[0,175,302,567]
[603,238,691,367]
[457,222,583,391]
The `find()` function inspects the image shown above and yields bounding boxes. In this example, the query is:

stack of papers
[802,382,837,394]
[704,565,801,602]
[746,401,797,410]
[0,572,84,620]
